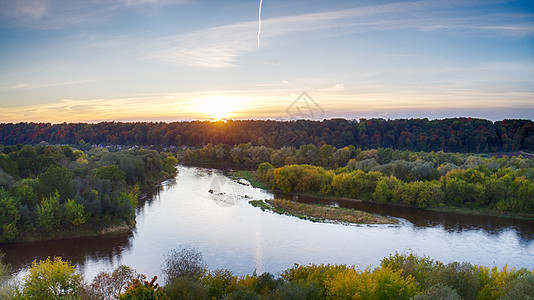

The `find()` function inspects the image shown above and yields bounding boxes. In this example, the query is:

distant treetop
[0,118,533,153]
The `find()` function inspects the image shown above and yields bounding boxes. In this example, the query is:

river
[1,165,533,281]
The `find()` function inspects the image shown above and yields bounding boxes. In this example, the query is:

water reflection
[139,177,177,209]
[1,165,532,281]
[275,193,534,241]
[1,232,133,274]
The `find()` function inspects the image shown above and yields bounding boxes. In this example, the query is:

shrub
[85,265,144,300]
[411,283,461,300]
[202,269,234,299]
[118,276,168,300]
[429,262,479,300]
[22,257,83,299]
[380,252,439,290]
[162,276,208,300]
[271,281,322,300]
[500,273,534,300]
[161,245,207,283]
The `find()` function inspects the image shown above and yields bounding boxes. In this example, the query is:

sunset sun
[197,96,238,120]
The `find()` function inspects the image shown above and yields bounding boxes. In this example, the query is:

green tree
[0,153,17,178]
[0,252,16,299]
[0,170,14,192]
[257,162,275,186]
[331,170,381,201]
[13,178,39,207]
[332,147,351,167]
[380,252,439,290]
[429,262,480,300]
[274,165,332,194]
[22,257,83,299]
[36,192,62,237]
[272,281,322,300]
[319,144,335,166]
[163,155,178,175]
[118,155,146,185]
[325,267,417,300]
[95,165,126,182]
[501,273,534,300]
[411,283,461,300]
[373,179,392,204]
[161,245,208,283]
[38,166,72,200]
[119,277,168,300]
[163,276,209,300]
[202,269,234,299]
[0,191,19,241]
[86,265,144,300]
[63,199,87,227]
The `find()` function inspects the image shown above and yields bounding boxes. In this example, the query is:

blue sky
[0,0,533,122]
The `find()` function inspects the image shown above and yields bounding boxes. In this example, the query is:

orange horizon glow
[0,88,533,123]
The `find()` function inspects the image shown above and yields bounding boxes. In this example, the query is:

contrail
[257,0,263,48]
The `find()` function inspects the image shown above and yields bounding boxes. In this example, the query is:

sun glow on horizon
[196,95,241,120]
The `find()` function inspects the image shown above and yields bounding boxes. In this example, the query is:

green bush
[162,276,208,300]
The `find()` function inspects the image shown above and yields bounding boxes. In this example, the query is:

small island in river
[250,199,398,225]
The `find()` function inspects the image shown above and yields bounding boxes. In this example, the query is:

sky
[0,0,533,123]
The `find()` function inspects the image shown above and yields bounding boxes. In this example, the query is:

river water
[1,165,533,281]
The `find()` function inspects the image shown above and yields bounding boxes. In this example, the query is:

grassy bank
[229,170,271,190]
[234,170,534,220]
[250,199,398,225]
[12,219,135,243]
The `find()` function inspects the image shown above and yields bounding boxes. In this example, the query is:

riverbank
[234,170,534,221]
[9,220,135,243]
[229,170,270,190]
[250,199,398,225]
[2,164,532,285]
[5,171,176,244]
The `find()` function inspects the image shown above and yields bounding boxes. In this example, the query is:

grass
[250,199,398,225]
[15,219,134,243]
[229,170,271,190]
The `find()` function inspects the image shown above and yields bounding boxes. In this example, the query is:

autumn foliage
[1,118,533,152]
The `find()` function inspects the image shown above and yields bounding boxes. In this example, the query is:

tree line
[0,144,178,242]
[1,247,532,299]
[182,143,534,215]
[1,118,533,152]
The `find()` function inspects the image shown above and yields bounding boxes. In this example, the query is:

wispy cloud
[14,0,48,19]
[319,84,345,92]
[2,85,533,123]
[0,0,191,29]
[148,0,534,68]
[1,83,31,90]
[0,96,196,123]
[0,79,98,91]
[122,0,190,5]
[0,90,283,122]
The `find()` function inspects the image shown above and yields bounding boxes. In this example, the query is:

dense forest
[182,143,534,215]
[0,145,177,242]
[1,248,532,299]
[1,118,533,152]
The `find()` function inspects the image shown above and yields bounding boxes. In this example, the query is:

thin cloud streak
[319,84,345,92]
[148,0,534,68]
[0,0,192,29]
[0,79,99,91]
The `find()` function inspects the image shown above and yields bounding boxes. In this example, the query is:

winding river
[1,165,533,281]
